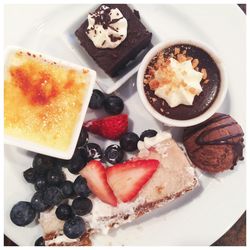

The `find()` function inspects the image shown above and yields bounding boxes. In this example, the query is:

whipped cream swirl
[153,57,203,108]
[86,5,128,49]
[137,131,172,151]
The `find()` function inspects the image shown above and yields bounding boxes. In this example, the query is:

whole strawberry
[83,114,128,140]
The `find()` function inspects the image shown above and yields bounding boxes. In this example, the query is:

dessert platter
[4,4,246,246]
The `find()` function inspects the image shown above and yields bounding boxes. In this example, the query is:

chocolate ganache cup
[137,40,227,127]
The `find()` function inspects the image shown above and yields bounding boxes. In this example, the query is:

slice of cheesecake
[39,131,198,246]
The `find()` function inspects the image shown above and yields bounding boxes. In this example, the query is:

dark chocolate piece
[75,4,152,77]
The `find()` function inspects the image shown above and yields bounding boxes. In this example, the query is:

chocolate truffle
[183,113,244,173]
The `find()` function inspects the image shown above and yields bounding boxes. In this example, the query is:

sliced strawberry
[80,160,117,206]
[84,114,128,140]
[106,159,159,203]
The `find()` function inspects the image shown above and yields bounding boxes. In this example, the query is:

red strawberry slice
[80,160,117,207]
[106,159,159,203]
[83,114,128,140]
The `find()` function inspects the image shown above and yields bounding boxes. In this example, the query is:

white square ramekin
[4,46,96,159]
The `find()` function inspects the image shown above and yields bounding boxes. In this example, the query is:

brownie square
[75,4,152,77]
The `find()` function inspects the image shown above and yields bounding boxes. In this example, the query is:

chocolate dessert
[183,113,244,173]
[144,44,220,120]
[75,4,152,77]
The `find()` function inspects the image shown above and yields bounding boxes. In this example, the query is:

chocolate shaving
[90,5,124,31]
[109,34,122,42]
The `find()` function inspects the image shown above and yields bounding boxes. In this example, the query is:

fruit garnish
[63,216,86,239]
[72,197,93,216]
[85,143,103,160]
[89,89,105,110]
[140,129,157,141]
[119,132,139,152]
[84,114,128,140]
[104,144,124,164]
[76,127,89,148]
[73,176,91,198]
[35,237,45,246]
[106,159,159,202]
[56,204,73,221]
[80,160,118,206]
[103,95,124,115]
[10,201,36,226]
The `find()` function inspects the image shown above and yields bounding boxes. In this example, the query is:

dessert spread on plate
[5,3,245,247]
[144,44,221,120]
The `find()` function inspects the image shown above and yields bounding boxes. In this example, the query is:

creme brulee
[4,50,91,151]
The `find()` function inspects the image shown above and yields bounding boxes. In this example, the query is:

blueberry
[56,204,73,221]
[119,132,139,152]
[73,176,91,198]
[104,144,124,164]
[60,181,75,199]
[31,191,50,212]
[89,89,105,109]
[10,201,36,226]
[33,154,55,175]
[56,159,70,168]
[76,128,89,148]
[34,176,47,191]
[140,129,157,141]
[47,167,65,186]
[85,143,102,160]
[23,168,36,184]
[103,95,124,115]
[68,150,88,174]
[34,236,45,246]
[72,197,93,216]
[43,186,63,206]
[63,216,85,239]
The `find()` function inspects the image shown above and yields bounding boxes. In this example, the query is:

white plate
[4,4,246,246]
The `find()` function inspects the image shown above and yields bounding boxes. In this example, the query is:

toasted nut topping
[188,87,197,95]
[83,69,89,74]
[149,79,160,90]
[201,68,208,79]
[192,59,199,68]
[204,79,210,84]
[182,50,187,55]
[174,47,180,55]
[177,54,187,63]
